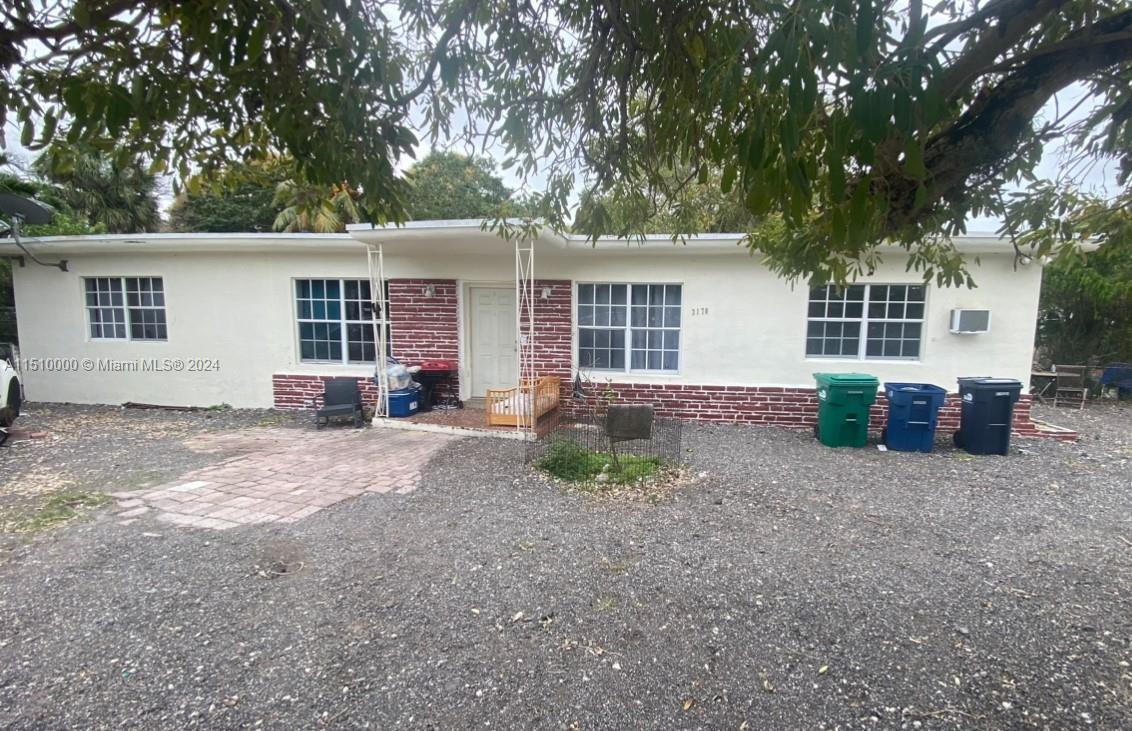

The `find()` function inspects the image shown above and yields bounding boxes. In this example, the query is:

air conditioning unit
[950,309,991,334]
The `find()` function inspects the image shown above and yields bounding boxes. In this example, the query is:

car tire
[0,382,19,427]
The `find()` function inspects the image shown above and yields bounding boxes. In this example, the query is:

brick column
[525,280,573,399]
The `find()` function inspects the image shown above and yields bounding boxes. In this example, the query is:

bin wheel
[880,427,887,444]
[952,431,961,448]
[813,423,819,438]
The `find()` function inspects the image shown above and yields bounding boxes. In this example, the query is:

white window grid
[806,284,926,360]
[125,277,168,340]
[84,276,166,341]
[578,283,682,373]
[296,279,389,364]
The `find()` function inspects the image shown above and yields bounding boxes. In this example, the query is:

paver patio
[109,427,457,530]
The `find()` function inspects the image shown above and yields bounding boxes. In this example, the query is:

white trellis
[515,236,536,433]
[367,243,390,419]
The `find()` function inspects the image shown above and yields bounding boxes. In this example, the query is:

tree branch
[885,12,1132,233]
[936,0,1069,102]
[383,0,481,107]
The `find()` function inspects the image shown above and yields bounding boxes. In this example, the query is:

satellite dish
[0,192,67,271]
[0,193,54,225]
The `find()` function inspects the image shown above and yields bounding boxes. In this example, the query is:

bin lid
[814,372,879,385]
[958,377,1022,387]
[884,382,948,394]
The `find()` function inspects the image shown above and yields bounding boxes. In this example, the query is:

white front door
[469,287,518,396]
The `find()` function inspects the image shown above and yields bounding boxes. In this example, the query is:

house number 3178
[690,307,709,316]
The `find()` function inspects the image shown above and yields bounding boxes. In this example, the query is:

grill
[413,359,459,412]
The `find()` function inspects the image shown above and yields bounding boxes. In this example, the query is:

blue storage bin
[388,388,420,417]
[883,382,948,452]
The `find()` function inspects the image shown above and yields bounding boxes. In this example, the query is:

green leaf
[913,183,927,211]
[848,181,869,243]
[247,24,267,62]
[73,2,92,29]
[105,87,132,137]
[688,35,706,67]
[40,111,58,146]
[20,118,33,147]
[746,127,765,169]
[855,0,874,60]
[721,164,737,194]
[904,140,926,179]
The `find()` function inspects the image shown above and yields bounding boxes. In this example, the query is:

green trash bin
[813,372,880,448]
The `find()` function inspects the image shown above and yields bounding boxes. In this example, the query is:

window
[296,279,388,363]
[84,277,167,340]
[806,284,925,360]
[578,283,681,372]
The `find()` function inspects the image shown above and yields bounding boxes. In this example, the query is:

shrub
[537,440,661,484]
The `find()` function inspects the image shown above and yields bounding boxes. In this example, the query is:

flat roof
[0,219,1068,256]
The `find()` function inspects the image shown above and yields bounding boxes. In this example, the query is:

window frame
[576,281,683,375]
[294,278,390,365]
[804,283,927,362]
[83,276,168,342]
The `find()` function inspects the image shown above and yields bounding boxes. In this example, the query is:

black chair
[313,378,365,428]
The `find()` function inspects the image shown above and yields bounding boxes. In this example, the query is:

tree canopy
[404,152,511,221]
[1,152,108,237]
[273,179,363,233]
[33,145,160,233]
[1029,189,1132,364]
[168,160,287,233]
[581,166,761,234]
[5,1,1132,282]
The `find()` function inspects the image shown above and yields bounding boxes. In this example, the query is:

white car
[0,345,21,428]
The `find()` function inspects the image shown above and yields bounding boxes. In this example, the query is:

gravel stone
[0,401,1129,728]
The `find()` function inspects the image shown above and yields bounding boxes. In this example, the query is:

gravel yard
[0,402,1130,729]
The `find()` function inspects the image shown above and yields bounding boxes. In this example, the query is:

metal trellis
[367,243,390,419]
[515,236,536,434]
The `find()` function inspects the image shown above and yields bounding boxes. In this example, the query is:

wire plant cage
[525,376,683,483]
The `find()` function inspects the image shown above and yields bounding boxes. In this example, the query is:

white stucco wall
[6,234,1042,408]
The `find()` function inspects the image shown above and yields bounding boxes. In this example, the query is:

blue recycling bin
[883,382,948,452]
[954,378,1023,455]
[387,388,420,417]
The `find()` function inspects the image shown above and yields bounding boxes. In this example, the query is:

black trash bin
[954,378,1023,455]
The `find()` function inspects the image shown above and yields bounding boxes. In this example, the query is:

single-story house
[2,220,1071,438]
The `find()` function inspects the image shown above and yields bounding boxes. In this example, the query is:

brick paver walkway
[110,428,456,531]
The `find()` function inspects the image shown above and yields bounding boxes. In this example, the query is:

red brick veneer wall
[270,275,1073,441]
[525,280,573,398]
[273,278,460,409]
[273,374,379,409]
[567,384,1074,441]
[387,279,459,365]
[387,278,460,400]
